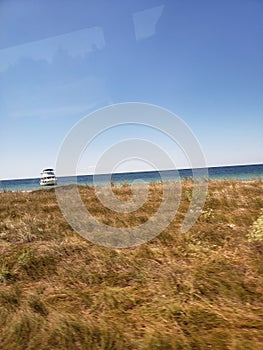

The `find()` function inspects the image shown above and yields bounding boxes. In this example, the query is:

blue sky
[0,0,262,179]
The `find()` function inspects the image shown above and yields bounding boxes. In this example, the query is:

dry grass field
[0,180,262,349]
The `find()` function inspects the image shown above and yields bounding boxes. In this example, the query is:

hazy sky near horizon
[0,0,262,179]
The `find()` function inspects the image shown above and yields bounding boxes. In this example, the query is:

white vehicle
[40,169,57,186]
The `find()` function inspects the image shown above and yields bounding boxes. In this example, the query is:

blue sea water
[0,163,262,192]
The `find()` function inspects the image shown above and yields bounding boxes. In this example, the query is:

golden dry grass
[0,180,263,349]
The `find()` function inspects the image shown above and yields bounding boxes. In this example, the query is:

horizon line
[1,161,262,182]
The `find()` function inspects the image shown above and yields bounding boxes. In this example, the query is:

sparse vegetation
[0,180,262,349]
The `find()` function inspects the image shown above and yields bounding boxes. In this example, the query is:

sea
[0,163,262,193]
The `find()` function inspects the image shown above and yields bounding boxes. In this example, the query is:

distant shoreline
[1,162,263,182]
[0,178,262,195]
[0,163,262,193]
